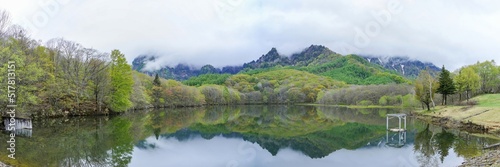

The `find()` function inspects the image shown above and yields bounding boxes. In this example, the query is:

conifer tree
[153,73,161,86]
[152,73,163,107]
[437,66,456,105]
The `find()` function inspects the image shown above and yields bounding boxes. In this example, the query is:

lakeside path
[416,94,500,135]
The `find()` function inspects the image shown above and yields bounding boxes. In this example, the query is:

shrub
[379,96,388,106]
[357,100,373,106]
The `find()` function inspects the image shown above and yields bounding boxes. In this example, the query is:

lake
[1,105,499,167]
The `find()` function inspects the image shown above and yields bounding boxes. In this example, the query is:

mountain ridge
[132,45,440,82]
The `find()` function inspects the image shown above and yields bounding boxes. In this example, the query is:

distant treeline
[317,84,419,107]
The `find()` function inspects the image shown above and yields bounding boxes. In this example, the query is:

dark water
[1,105,498,167]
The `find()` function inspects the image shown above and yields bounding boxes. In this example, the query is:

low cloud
[2,0,499,70]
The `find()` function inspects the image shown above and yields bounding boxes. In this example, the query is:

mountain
[242,45,340,69]
[131,45,439,84]
[132,55,242,80]
[361,55,440,78]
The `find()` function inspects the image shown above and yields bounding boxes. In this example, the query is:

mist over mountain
[132,45,440,81]
[361,55,440,78]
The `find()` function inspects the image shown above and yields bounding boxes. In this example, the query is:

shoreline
[414,106,500,136]
[413,104,500,167]
[460,148,500,167]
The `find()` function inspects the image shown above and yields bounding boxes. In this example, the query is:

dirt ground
[421,105,500,134]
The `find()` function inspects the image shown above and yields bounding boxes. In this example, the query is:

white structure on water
[386,113,407,147]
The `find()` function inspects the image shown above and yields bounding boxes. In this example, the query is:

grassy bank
[416,94,500,134]
[298,103,408,109]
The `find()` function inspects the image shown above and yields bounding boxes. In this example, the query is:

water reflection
[129,133,462,167]
[0,105,497,167]
[386,131,407,148]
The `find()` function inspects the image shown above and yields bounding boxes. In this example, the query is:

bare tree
[46,38,111,111]
[0,10,10,38]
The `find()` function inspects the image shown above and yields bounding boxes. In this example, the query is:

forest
[1,9,500,117]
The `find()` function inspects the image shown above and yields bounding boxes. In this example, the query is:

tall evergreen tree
[153,73,161,86]
[436,66,456,105]
[109,50,133,112]
[152,73,163,107]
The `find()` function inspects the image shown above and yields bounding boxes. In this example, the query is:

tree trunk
[425,102,430,111]
[429,80,436,109]
[443,95,447,105]
[466,90,469,102]
[465,90,469,102]
[442,94,446,105]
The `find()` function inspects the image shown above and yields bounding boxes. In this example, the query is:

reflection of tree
[413,123,488,166]
[434,129,455,162]
[0,117,122,166]
[413,124,469,166]
[8,106,494,167]
[109,117,134,167]
[145,111,164,140]
[453,134,481,158]
[414,124,439,167]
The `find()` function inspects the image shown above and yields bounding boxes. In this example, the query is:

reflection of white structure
[386,114,406,147]
[2,117,32,137]
[3,117,32,129]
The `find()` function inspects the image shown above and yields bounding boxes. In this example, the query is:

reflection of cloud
[2,0,499,70]
[128,135,464,167]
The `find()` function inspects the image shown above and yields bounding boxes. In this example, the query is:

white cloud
[1,0,499,70]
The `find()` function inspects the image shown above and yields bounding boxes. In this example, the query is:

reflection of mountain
[244,122,386,158]
[2,106,498,166]
[135,106,408,158]
[152,122,386,158]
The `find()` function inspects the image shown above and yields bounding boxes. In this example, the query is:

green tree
[0,38,45,114]
[415,70,438,111]
[455,66,480,102]
[472,60,499,94]
[109,50,133,112]
[436,66,456,105]
[152,73,163,107]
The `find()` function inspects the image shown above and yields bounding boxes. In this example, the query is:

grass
[417,94,500,133]
[297,103,407,109]
[472,94,500,107]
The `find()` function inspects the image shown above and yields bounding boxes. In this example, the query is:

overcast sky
[1,0,499,70]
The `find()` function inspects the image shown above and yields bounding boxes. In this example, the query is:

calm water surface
[1,105,498,167]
